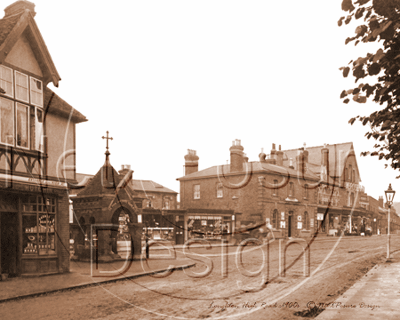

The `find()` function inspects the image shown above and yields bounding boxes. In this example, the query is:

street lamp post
[385,184,396,260]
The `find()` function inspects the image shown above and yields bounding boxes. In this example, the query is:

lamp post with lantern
[385,184,396,260]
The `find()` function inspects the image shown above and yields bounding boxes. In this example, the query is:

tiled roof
[44,87,87,123]
[0,11,22,47]
[130,180,177,194]
[77,162,132,197]
[177,161,319,181]
[74,173,177,194]
[282,142,355,178]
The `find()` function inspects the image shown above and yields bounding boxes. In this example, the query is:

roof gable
[282,142,359,180]
[77,162,134,198]
[0,8,61,86]
[5,32,42,76]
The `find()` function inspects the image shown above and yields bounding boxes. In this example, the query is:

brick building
[0,1,87,276]
[178,141,320,239]
[72,164,180,244]
[178,140,386,239]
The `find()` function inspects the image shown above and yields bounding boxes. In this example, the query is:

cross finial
[102,131,113,152]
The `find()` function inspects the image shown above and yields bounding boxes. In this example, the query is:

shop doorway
[1,212,18,276]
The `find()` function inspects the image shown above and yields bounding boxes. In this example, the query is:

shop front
[0,184,69,277]
[185,209,235,242]
[141,209,178,245]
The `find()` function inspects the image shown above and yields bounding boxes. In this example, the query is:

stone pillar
[128,222,143,260]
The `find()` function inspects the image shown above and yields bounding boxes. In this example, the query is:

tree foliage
[339,0,400,176]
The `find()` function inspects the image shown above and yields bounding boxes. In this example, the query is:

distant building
[178,140,385,239]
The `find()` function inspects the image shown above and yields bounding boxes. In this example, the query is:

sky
[11,0,400,202]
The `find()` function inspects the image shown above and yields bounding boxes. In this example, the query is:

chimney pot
[5,0,36,17]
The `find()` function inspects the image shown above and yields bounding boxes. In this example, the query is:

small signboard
[297,222,302,229]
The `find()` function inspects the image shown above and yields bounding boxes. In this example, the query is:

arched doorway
[111,206,135,257]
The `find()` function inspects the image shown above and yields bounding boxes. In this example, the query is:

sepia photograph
[0,0,400,319]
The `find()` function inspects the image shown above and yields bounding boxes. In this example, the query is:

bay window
[0,97,14,145]
[0,66,44,151]
[15,71,29,103]
[30,77,43,107]
[16,103,29,148]
[0,65,13,97]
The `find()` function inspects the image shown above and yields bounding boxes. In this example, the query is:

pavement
[0,254,194,303]
[316,250,400,320]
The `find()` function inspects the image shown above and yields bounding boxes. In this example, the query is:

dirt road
[0,235,397,319]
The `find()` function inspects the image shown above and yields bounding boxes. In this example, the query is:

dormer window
[0,65,13,98]
[15,71,29,103]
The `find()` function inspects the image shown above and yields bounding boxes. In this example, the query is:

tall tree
[339,0,400,176]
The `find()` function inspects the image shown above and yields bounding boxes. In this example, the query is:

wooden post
[17,197,23,276]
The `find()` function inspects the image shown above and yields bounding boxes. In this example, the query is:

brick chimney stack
[230,139,244,172]
[5,0,36,17]
[296,148,306,177]
[184,149,199,175]
[379,196,384,208]
[276,145,283,166]
[259,148,267,163]
[119,164,132,176]
[270,143,277,160]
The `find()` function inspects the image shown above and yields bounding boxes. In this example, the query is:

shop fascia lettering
[0,173,67,188]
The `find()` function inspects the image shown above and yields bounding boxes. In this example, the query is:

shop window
[194,184,200,199]
[272,209,278,229]
[22,196,56,256]
[216,182,223,198]
[0,97,14,145]
[0,65,13,98]
[15,71,29,103]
